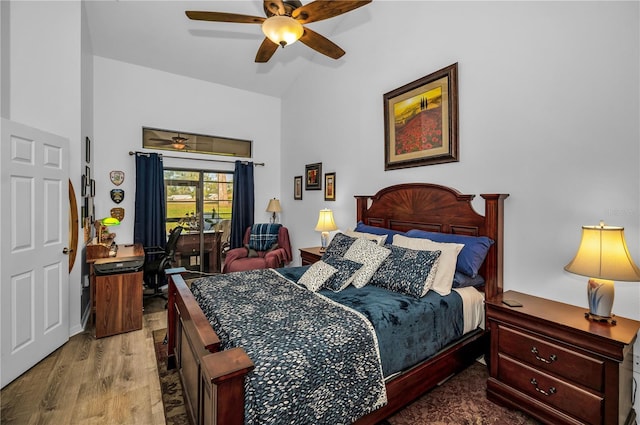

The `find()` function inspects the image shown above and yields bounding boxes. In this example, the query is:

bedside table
[299,247,323,265]
[486,290,640,425]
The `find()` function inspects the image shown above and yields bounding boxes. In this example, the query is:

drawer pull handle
[531,347,557,363]
[530,378,557,396]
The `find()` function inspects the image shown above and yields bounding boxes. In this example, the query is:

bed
[166,183,509,425]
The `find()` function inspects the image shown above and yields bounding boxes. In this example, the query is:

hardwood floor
[1,297,168,425]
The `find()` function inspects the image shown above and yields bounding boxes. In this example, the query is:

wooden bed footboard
[166,268,254,425]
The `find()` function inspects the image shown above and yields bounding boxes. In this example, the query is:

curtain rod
[128,151,264,166]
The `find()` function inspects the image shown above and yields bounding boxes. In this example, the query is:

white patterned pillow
[343,238,391,288]
[298,261,337,292]
[393,234,463,296]
[343,229,387,246]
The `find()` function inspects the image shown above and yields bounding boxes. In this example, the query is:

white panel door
[1,118,70,388]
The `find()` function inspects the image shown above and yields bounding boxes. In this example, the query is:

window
[164,169,233,233]
[144,127,252,157]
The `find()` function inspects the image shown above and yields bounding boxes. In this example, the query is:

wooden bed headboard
[355,183,509,299]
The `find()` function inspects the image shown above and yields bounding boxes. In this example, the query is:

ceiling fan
[185,0,372,63]
[149,133,190,150]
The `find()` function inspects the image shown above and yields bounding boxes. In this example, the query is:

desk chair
[143,226,183,299]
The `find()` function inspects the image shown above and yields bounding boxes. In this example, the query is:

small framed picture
[85,166,91,184]
[305,163,322,190]
[90,179,95,197]
[324,172,336,201]
[85,137,91,164]
[81,174,87,197]
[294,176,303,200]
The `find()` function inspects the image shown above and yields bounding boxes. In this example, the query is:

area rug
[153,329,190,425]
[154,329,539,425]
[386,361,541,425]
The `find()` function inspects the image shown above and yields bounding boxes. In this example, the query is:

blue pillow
[405,229,493,278]
[355,221,406,239]
[452,271,485,288]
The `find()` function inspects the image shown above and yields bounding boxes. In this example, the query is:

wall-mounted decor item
[110,170,125,186]
[294,176,303,200]
[324,172,336,201]
[81,174,87,197]
[305,163,322,190]
[90,179,95,197]
[143,127,252,157]
[85,137,91,164]
[110,207,125,221]
[383,63,459,170]
[85,166,91,184]
[110,188,125,204]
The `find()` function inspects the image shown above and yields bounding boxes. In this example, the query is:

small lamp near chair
[315,209,337,252]
[564,221,640,325]
[266,198,282,223]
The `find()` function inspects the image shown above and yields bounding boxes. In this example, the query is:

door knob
[63,247,72,255]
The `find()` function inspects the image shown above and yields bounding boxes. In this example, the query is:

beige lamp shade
[564,223,640,281]
[315,209,338,232]
[266,198,282,223]
[266,198,282,213]
[261,16,304,47]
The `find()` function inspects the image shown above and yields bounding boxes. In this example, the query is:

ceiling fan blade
[299,27,345,59]
[185,11,265,24]
[263,0,286,17]
[149,138,173,142]
[255,37,279,63]
[293,0,371,25]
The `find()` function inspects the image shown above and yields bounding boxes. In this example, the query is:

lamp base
[584,312,617,325]
[586,277,615,323]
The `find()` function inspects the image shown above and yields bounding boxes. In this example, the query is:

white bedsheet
[453,287,485,334]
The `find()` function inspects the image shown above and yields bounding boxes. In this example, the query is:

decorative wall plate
[110,170,125,186]
[110,207,125,221]
[110,189,125,204]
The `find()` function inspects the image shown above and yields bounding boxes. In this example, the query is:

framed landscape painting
[383,63,459,170]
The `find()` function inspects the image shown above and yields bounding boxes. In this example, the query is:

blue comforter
[277,266,464,377]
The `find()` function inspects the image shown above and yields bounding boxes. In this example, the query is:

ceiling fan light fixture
[172,142,186,150]
[261,15,303,47]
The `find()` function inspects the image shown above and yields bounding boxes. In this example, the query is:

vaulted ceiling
[84,1,373,98]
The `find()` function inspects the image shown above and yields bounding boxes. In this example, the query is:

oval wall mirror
[68,179,79,272]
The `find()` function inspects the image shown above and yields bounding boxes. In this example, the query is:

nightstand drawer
[498,325,604,391]
[498,355,603,425]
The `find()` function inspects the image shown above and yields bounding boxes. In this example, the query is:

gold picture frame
[324,172,335,201]
[294,176,303,200]
[383,63,459,170]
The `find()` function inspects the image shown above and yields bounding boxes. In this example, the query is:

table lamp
[266,198,282,223]
[564,221,640,324]
[96,217,120,244]
[315,209,337,252]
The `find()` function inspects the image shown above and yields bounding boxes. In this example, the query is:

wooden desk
[175,231,222,273]
[86,243,144,338]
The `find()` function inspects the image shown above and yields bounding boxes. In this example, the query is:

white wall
[92,57,282,243]
[281,1,640,322]
[7,0,85,335]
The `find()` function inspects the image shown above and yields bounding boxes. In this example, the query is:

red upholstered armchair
[223,225,292,273]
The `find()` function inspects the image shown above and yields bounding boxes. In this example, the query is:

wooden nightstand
[299,247,323,265]
[486,290,640,425]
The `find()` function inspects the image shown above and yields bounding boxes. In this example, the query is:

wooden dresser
[486,291,639,425]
